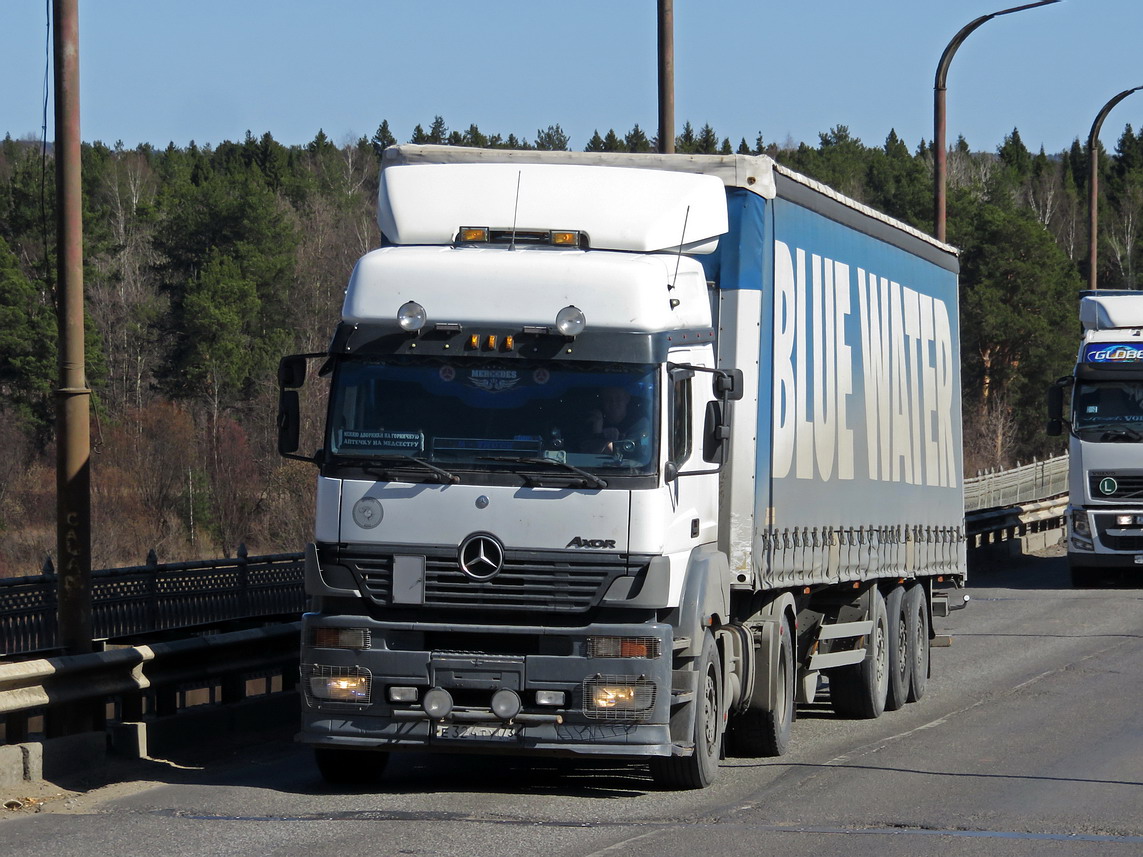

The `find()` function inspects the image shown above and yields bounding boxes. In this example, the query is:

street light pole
[657,0,674,154]
[1087,86,1143,291]
[933,0,1060,242]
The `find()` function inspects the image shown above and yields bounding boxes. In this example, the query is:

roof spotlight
[397,300,427,332]
[555,305,586,337]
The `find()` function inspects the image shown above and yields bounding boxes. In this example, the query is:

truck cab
[1050,292,1143,586]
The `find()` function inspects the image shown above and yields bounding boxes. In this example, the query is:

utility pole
[53,0,93,658]
[657,0,674,154]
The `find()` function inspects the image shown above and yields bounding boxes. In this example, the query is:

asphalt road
[4,546,1142,856]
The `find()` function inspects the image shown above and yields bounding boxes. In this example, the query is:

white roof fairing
[376,163,728,254]
[342,245,713,333]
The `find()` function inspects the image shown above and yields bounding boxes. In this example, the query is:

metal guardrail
[963,454,1068,511]
[0,547,304,657]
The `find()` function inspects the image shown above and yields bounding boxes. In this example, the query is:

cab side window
[669,375,692,465]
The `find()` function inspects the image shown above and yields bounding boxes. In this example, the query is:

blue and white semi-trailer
[277,146,967,789]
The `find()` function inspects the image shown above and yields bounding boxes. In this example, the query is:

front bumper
[298,614,681,759]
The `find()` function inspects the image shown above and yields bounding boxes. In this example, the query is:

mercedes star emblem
[458,533,505,580]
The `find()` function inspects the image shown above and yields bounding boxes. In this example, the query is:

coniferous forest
[3,115,1142,576]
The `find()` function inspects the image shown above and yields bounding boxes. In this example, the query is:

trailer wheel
[884,585,910,712]
[829,588,888,719]
[727,615,794,757]
[650,631,722,789]
[314,747,388,785]
[905,584,929,702]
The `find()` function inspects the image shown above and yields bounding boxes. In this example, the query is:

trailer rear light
[312,627,371,649]
[587,636,661,659]
[306,665,372,703]
[583,675,656,719]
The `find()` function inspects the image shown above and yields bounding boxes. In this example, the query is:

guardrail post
[237,543,250,619]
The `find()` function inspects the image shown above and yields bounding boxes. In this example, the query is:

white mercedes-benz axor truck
[277,146,967,789]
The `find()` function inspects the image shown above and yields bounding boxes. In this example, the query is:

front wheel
[650,631,723,789]
[727,616,794,757]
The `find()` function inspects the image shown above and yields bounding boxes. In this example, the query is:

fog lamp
[388,686,419,703]
[397,300,427,332]
[423,687,454,720]
[491,689,522,720]
[535,690,566,706]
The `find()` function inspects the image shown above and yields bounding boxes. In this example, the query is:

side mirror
[279,354,308,389]
[1047,383,1064,422]
[278,389,301,455]
[714,368,744,401]
[703,400,731,464]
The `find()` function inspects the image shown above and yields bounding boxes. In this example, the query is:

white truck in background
[277,146,967,789]
[1049,291,1143,586]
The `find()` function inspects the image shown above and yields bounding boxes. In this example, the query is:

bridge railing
[1,546,304,657]
[963,454,1068,512]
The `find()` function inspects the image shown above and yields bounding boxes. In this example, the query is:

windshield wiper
[477,456,607,489]
[1080,422,1143,442]
[333,454,460,484]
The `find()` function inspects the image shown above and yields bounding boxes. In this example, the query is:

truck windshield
[326,357,659,477]
[1073,380,1143,440]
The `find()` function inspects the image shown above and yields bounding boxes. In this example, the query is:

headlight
[583,675,656,720]
[1072,512,1091,536]
[305,665,372,704]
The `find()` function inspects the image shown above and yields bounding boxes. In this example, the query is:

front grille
[342,547,642,612]
[1089,471,1143,501]
[1094,514,1143,551]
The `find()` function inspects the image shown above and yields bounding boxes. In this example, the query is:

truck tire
[727,615,794,757]
[650,631,722,789]
[905,583,929,703]
[884,585,910,712]
[314,747,388,785]
[829,588,888,719]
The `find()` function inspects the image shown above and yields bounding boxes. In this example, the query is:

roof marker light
[555,305,586,337]
[397,301,427,332]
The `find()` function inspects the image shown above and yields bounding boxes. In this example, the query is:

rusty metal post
[53,0,93,657]
[657,0,674,154]
[1087,86,1143,291]
[933,1,1060,242]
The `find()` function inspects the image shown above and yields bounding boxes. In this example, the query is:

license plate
[435,723,521,741]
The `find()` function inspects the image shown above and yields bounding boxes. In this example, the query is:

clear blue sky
[2,1,1141,155]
